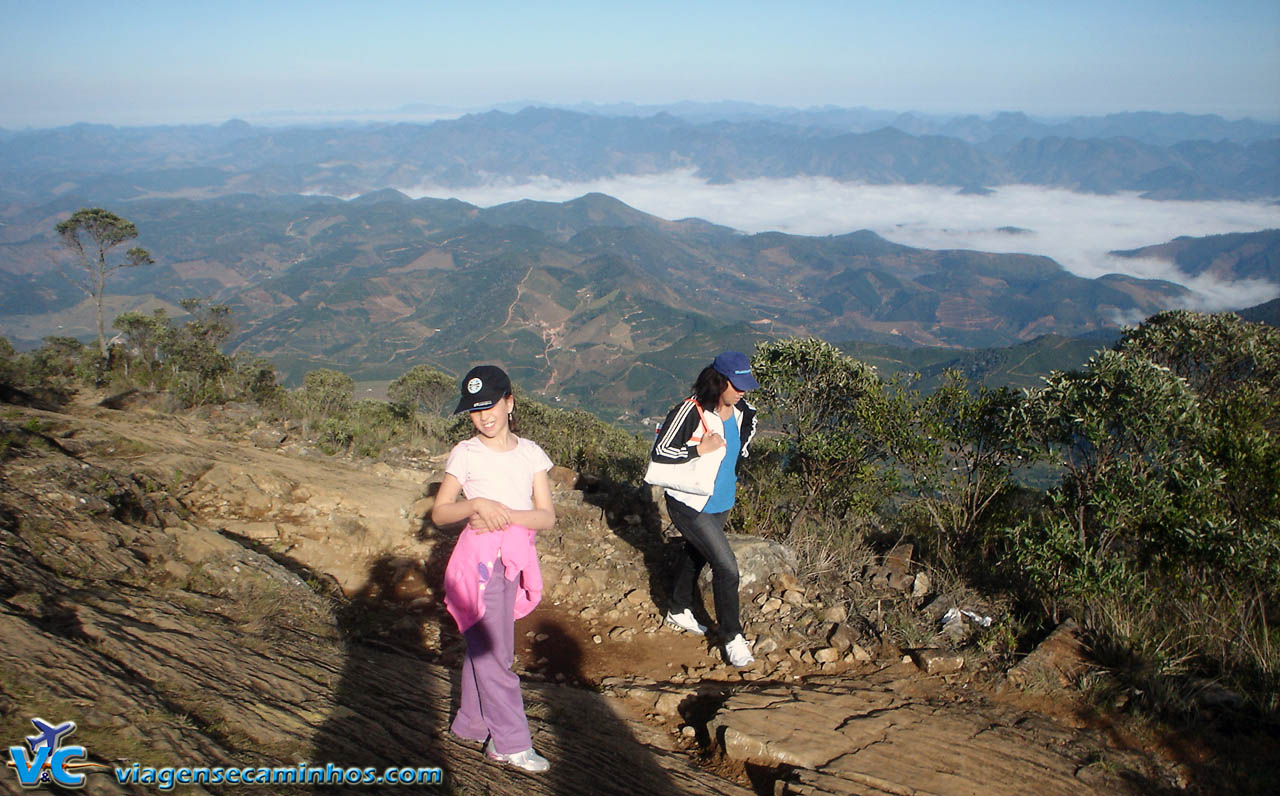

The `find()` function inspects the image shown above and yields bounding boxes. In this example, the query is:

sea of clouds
[404,171,1280,311]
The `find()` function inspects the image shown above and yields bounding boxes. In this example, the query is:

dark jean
[665,494,742,639]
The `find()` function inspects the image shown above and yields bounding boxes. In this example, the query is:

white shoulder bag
[643,400,720,495]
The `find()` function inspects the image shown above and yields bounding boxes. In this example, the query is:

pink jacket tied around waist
[444,523,542,632]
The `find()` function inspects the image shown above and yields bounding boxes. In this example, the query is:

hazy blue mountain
[539,104,1280,145]
[1110,229,1280,281]
[2,107,1276,204]
[1237,297,1280,326]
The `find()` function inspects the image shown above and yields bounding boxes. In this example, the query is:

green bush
[751,337,908,528]
[387,364,455,443]
[27,336,93,386]
[347,399,405,457]
[992,322,1278,713]
[730,436,805,539]
[293,369,355,431]
[387,365,454,416]
[109,301,275,407]
[906,372,1035,564]
[0,336,17,388]
[734,316,1277,717]
[1116,310,1280,543]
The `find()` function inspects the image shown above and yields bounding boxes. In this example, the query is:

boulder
[819,604,848,623]
[910,649,964,675]
[1003,618,1088,691]
[548,465,579,491]
[910,571,931,599]
[827,623,857,653]
[868,542,915,589]
[769,571,803,592]
[700,534,798,592]
[249,428,287,449]
[753,637,780,655]
[883,542,914,573]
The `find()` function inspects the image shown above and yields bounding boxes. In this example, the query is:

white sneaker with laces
[664,609,707,635]
[485,739,550,773]
[724,633,755,667]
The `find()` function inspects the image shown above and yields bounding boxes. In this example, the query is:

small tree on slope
[56,208,155,359]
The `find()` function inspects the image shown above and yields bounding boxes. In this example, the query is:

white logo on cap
[467,377,483,394]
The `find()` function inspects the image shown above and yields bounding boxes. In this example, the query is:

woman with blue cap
[648,351,760,666]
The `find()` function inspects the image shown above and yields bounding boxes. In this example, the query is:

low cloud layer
[405,172,1280,311]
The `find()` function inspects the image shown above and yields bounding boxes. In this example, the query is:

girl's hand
[469,497,511,532]
[697,432,725,455]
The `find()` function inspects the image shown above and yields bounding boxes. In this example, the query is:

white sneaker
[724,634,755,667]
[664,609,707,635]
[485,739,550,773]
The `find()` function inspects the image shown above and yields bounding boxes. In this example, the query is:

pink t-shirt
[443,435,553,631]
[444,435,553,509]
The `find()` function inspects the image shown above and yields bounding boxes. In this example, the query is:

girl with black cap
[649,351,760,666]
[432,364,555,772]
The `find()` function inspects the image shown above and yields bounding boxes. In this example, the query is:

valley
[6,190,1272,425]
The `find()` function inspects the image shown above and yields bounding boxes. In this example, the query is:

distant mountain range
[552,103,1280,146]
[1,106,1277,203]
[2,190,1274,423]
[1111,229,1280,282]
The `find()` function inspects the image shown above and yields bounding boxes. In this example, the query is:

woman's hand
[469,497,512,532]
[697,431,725,455]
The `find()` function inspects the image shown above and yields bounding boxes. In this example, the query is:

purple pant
[450,558,532,754]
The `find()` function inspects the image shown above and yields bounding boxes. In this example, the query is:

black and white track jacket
[649,397,758,511]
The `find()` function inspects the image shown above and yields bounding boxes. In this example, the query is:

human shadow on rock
[527,619,684,796]
[305,490,462,795]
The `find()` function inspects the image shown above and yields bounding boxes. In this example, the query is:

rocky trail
[1,393,1189,795]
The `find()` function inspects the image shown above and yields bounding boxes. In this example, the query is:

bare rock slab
[709,683,1128,796]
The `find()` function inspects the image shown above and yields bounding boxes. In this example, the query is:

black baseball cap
[453,365,512,413]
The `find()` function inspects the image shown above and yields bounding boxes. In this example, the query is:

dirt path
[0,394,1181,795]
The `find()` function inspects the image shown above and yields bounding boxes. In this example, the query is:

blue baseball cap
[712,351,760,391]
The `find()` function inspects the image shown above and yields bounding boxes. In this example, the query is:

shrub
[750,337,908,529]
[387,365,455,416]
[906,371,1035,562]
[387,364,455,443]
[0,336,17,388]
[293,369,355,434]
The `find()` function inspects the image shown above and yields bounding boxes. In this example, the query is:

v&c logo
[6,718,107,789]
[8,716,444,790]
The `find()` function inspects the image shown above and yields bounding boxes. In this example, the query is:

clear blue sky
[2,0,1277,127]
